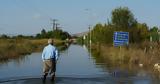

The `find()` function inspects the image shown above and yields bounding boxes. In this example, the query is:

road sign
[113,32,129,46]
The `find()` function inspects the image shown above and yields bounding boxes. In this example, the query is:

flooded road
[0,44,160,84]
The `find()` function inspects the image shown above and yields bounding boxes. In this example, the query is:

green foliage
[41,29,46,35]
[111,7,137,29]
[0,34,10,39]
[12,35,34,39]
[150,26,158,32]
[137,23,149,41]
[0,39,65,60]
[150,26,159,41]
[35,29,71,40]
[0,28,70,40]
[0,39,34,60]
[91,24,114,44]
[88,7,151,44]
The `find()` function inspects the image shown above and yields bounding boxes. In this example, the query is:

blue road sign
[113,32,129,46]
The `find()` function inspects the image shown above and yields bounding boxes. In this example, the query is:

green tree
[137,23,149,41]
[35,33,42,39]
[92,23,104,42]
[89,7,149,44]
[150,26,159,41]
[150,26,158,32]
[0,34,10,39]
[41,29,46,35]
[41,29,47,38]
[111,7,137,29]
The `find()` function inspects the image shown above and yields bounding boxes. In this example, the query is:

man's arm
[42,48,46,61]
[55,49,59,61]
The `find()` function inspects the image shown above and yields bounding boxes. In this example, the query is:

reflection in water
[0,54,28,67]
[56,44,106,77]
[58,43,70,51]
[0,44,105,79]
[90,44,160,84]
[82,44,87,51]
[0,44,160,84]
[0,44,70,65]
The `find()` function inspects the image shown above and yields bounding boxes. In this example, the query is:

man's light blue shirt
[42,44,58,61]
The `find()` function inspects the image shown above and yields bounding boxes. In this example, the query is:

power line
[23,1,62,31]
[15,0,52,19]
[55,23,60,30]
[13,1,65,33]
[50,19,62,31]
[50,19,58,31]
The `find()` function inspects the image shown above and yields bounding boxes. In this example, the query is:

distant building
[71,31,88,38]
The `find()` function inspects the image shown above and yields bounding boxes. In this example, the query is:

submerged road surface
[0,44,160,84]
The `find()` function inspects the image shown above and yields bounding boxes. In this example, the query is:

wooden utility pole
[51,19,57,31]
[55,23,60,30]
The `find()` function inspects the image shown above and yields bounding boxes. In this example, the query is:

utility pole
[88,25,92,59]
[55,23,60,30]
[51,19,57,31]
[89,25,92,44]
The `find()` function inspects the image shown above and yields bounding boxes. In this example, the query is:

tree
[150,26,159,41]
[41,29,46,35]
[150,26,158,32]
[0,34,10,39]
[92,24,104,42]
[61,32,71,40]
[111,7,137,29]
[41,29,47,38]
[35,33,42,39]
[90,7,149,44]
[130,23,149,43]
[137,23,149,41]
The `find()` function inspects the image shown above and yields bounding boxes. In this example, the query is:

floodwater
[0,44,160,84]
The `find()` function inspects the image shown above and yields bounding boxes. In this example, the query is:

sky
[0,0,160,35]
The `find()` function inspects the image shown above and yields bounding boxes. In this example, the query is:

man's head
[48,38,54,45]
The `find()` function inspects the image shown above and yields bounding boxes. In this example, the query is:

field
[0,39,64,60]
[91,42,160,71]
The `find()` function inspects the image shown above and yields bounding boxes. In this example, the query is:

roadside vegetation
[81,7,160,74]
[91,42,160,67]
[0,29,70,61]
[0,39,65,60]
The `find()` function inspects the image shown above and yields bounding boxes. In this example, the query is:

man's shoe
[50,74,55,82]
[42,74,47,83]
[50,76,55,82]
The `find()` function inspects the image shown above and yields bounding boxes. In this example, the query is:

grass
[0,38,64,60]
[91,42,160,72]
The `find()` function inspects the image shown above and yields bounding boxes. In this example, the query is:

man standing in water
[42,38,59,82]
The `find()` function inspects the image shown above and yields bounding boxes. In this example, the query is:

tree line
[0,29,71,40]
[89,7,159,44]
[36,29,71,40]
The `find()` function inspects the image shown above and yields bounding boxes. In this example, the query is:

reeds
[92,42,160,68]
[0,39,64,60]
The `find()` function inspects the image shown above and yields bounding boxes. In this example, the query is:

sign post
[113,32,129,47]
[113,31,129,62]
